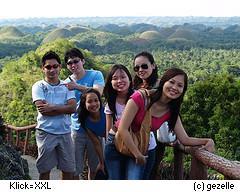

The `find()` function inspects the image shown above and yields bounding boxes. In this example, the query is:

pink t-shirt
[130,91,170,132]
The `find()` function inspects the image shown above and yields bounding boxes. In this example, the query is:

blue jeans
[142,148,156,179]
[104,133,126,179]
[125,157,144,180]
[104,133,145,180]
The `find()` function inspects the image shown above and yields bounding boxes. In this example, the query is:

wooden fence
[4,123,36,155]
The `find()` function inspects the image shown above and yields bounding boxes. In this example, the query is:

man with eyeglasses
[32,51,76,180]
[64,48,104,180]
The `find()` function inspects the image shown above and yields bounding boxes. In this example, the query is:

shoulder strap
[138,89,150,110]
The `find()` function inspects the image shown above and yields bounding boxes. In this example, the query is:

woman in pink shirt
[117,68,215,175]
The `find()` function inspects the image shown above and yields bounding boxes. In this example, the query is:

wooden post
[173,145,184,179]
[150,142,166,179]
[16,131,20,146]
[7,128,13,145]
[190,156,207,179]
[24,129,30,155]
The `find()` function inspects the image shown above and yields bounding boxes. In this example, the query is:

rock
[0,115,30,180]
[0,143,30,180]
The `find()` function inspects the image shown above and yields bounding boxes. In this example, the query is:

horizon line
[1,15,240,20]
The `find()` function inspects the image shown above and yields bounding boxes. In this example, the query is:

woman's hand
[135,154,148,165]
[96,162,105,174]
[202,139,215,153]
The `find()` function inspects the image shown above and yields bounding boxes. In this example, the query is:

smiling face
[134,56,155,80]
[162,74,185,100]
[42,59,61,83]
[66,57,85,74]
[85,92,100,114]
[111,69,131,94]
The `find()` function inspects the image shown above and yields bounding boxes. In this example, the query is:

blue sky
[1,0,240,19]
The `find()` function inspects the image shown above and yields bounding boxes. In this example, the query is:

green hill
[139,30,163,41]
[209,27,224,35]
[72,31,120,46]
[97,24,132,35]
[0,26,24,39]
[42,28,74,44]
[224,25,240,33]
[68,26,90,35]
[158,27,176,38]
[127,37,148,46]
[168,29,197,41]
[129,23,159,33]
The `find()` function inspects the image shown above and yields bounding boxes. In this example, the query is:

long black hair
[78,88,103,130]
[133,51,158,89]
[103,64,134,122]
[149,68,188,131]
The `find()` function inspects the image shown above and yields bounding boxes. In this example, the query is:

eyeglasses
[67,59,80,65]
[133,64,149,72]
[44,64,59,70]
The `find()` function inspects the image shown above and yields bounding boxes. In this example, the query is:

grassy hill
[68,26,90,35]
[72,30,120,46]
[42,28,74,44]
[168,28,197,41]
[0,26,24,40]
[139,30,163,41]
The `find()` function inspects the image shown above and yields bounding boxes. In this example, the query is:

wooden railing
[4,123,36,155]
[173,143,240,179]
[3,123,240,179]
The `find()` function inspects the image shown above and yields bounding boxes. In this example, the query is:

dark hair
[103,64,134,122]
[64,48,85,64]
[149,68,188,131]
[41,50,61,66]
[133,51,158,89]
[78,88,102,130]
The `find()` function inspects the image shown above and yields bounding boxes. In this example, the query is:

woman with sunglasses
[132,51,160,179]
[133,51,159,90]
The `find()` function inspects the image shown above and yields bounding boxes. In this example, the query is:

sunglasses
[44,64,59,70]
[133,64,149,72]
[67,59,80,65]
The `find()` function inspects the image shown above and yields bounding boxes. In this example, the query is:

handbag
[114,89,151,157]
[157,121,176,143]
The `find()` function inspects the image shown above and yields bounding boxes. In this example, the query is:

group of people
[32,48,215,180]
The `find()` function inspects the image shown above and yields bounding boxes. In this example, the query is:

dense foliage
[182,74,240,160]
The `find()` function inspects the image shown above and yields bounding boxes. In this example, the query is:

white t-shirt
[104,102,125,121]
[32,80,76,134]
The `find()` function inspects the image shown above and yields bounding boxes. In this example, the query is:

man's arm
[93,84,104,95]
[35,99,76,116]
[65,71,104,95]
[65,82,103,95]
